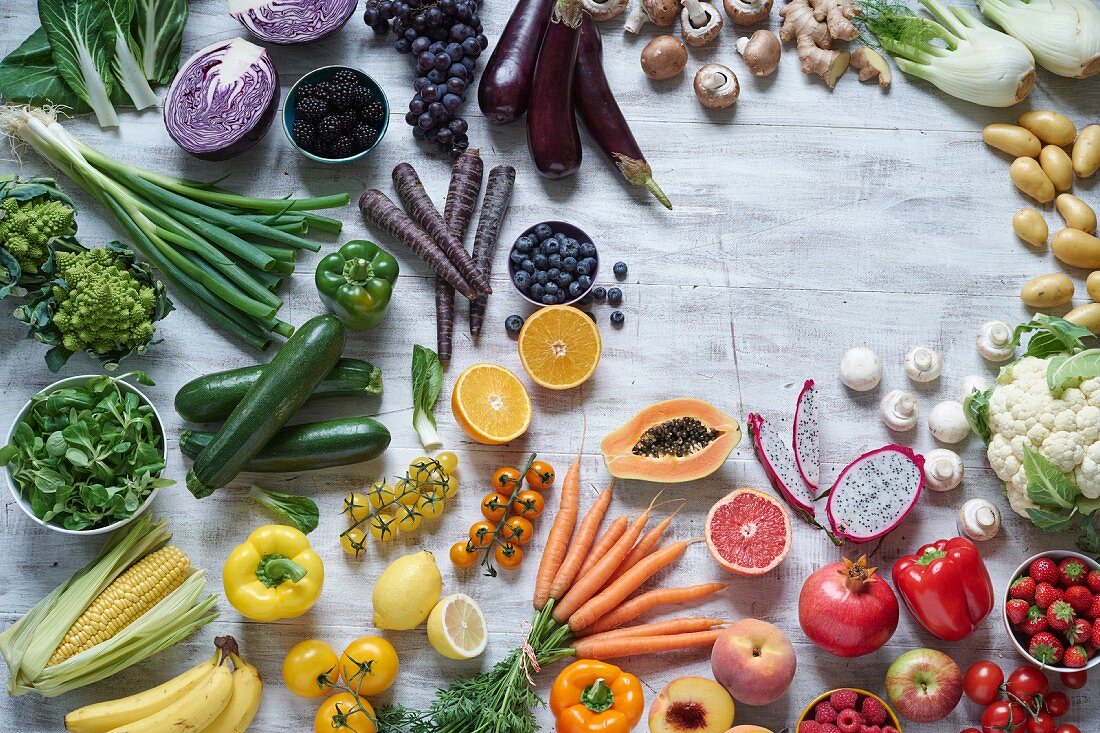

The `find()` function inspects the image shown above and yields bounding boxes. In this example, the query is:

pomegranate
[798,555,899,657]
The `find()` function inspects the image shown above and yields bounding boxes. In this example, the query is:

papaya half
[600,399,741,483]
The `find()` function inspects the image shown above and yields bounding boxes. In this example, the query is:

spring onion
[978,0,1100,78]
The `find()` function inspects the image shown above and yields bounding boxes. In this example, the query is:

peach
[726,727,775,733]
[649,676,736,733]
[710,619,796,706]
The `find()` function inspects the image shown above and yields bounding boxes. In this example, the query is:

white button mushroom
[958,374,991,403]
[693,64,740,108]
[580,0,630,20]
[928,400,970,443]
[735,30,781,77]
[724,0,773,23]
[625,0,680,32]
[904,346,943,383]
[681,0,724,46]
[924,448,964,491]
[958,499,1002,541]
[880,389,919,432]
[839,347,883,391]
[976,320,1016,362]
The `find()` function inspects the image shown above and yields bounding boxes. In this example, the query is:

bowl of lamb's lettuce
[0,372,172,535]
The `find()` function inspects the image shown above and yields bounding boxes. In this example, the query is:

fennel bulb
[979,0,1100,77]
[859,0,1036,106]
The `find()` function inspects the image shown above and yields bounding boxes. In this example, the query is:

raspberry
[1010,576,1037,601]
[1035,582,1063,610]
[860,727,882,733]
[1030,557,1060,584]
[1007,599,1030,625]
[830,689,859,712]
[861,696,888,726]
[882,728,899,733]
[819,726,842,733]
[816,702,839,724]
[1060,557,1088,586]
[798,722,822,733]
[837,709,863,733]
[1064,585,1094,614]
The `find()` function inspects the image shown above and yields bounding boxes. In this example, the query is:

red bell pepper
[892,536,994,642]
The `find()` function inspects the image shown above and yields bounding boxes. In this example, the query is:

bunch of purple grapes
[363,0,487,157]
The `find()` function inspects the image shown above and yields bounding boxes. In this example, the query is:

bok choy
[978,0,1100,78]
[104,0,159,110]
[38,0,120,127]
[858,0,1036,107]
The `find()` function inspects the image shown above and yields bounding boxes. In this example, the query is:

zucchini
[175,358,382,423]
[186,315,346,498]
[180,417,390,472]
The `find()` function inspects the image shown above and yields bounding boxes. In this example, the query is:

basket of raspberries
[1004,552,1100,672]
[798,688,901,733]
[289,68,388,161]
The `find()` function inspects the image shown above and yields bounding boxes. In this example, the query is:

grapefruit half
[705,487,792,576]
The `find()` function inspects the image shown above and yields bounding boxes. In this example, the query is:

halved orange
[451,363,532,444]
[517,306,602,390]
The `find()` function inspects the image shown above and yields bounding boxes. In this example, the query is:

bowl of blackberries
[284,66,389,163]
[509,222,598,307]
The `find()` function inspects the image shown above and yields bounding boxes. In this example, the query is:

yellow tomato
[283,639,338,698]
[394,477,421,506]
[314,692,375,733]
[469,520,496,549]
[344,492,371,523]
[366,482,396,510]
[368,512,399,542]
[417,491,446,520]
[434,450,459,475]
[438,474,458,499]
[339,636,399,697]
[340,528,365,556]
[495,542,523,570]
[503,516,534,545]
[408,455,436,483]
[396,503,422,533]
[450,541,479,568]
[481,492,509,522]
[512,490,545,519]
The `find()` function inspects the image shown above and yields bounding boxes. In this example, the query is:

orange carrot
[533,437,583,610]
[579,617,726,644]
[577,515,629,577]
[568,539,699,631]
[606,502,683,585]
[572,629,723,661]
[584,582,728,635]
[548,481,614,602]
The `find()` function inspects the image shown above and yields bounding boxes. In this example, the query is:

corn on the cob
[47,546,190,667]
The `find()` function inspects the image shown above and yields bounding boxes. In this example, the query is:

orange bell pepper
[550,659,644,733]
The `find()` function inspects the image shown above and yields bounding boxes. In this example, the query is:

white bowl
[4,374,167,536]
[1003,549,1100,673]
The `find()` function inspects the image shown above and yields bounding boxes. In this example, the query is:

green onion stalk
[0,106,348,348]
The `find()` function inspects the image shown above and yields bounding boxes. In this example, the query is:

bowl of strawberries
[797,688,902,733]
[1003,550,1100,673]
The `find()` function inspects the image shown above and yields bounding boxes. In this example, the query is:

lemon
[427,594,487,660]
[373,551,442,630]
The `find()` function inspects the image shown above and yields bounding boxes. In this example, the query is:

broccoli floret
[0,196,76,274]
[51,249,156,355]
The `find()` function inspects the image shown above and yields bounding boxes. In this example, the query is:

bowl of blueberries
[509,221,598,307]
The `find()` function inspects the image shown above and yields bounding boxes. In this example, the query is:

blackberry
[337,109,359,132]
[325,83,358,111]
[319,116,343,142]
[296,96,328,122]
[296,82,323,100]
[330,136,356,158]
[347,86,373,110]
[291,118,319,149]
[362,99,386,126]
[352,124,378,150]
[331,69,360,86]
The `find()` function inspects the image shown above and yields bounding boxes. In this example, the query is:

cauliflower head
[986,355,1100,516]
[0,196,76,273]
[51,249,156,355]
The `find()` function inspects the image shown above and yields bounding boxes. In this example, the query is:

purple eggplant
[527,0,584,179]
[478,0,555,124]
[575,15,671,208]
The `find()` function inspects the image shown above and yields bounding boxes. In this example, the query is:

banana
[199,656,263,733]
[105,662,234,733]
[66,654,219,733]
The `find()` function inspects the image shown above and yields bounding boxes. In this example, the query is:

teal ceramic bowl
[283,65,389,164]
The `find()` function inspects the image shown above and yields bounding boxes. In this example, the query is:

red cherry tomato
[1007,666,1050,703]
[1027,711,1056,733]
[965,661,1006,705]
[1059,671,1087,689]
[1055,726,1081,733]
[1044,691,1069,718]
[983,701,1028,733]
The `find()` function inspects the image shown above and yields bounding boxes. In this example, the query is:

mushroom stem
[625,4,648,31]
[684,0,710,26]
[698,66,729,90]
[735,36,749,54]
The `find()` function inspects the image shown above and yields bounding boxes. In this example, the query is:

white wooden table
[2,1,1099,731]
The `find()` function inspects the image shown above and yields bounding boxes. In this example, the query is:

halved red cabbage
[163,38,279,161]
[228,0,358,45]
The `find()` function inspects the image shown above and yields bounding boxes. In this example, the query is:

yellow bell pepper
[223,525,324,621]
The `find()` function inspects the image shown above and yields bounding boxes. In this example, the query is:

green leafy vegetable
[132,0,187,85]
[248,485,320,534]
[412,344,443,451]
[963,387,992,442]
[1014,313,1093,358]
[1047,350,1100,392]
[37,0,119,127]
[0,175,83,299]
[1023,444,1080,509]
[1027,507,1077,532]
[0,28,89,112]
[104,0,158,109]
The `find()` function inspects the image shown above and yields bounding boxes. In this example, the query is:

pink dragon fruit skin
[826,445,925,542]
[793,379,820,491]
[748,412,817,515]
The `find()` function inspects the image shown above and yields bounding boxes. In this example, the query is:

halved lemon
[427,593,487,660]
[517,305,602,390]
[451,363,532,444]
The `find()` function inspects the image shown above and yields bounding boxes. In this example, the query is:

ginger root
[795,35,850,87]
[779,0,859,86]
[851,47,891,87]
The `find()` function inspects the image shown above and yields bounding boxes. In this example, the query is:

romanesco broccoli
[0,195,75,274]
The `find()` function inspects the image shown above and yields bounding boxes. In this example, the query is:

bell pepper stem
[916,547,948,566]
[343,257,375,284]
[581,678,615,713]
[256,553,308,587]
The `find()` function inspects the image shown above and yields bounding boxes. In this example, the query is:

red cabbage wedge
[228,0,357,44]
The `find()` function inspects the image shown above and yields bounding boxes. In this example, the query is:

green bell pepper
[315,241,399,330]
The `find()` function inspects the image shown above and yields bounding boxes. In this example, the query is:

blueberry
[610,310,625,326]
[545,282,560,296]
[579,242,597,258]
[505,315,524,334]
[575,260,592,276]
[581,257,598,273]
[578,291,594,306]
[547,267,561,281]
[530,283,545,299]
[562,256,577,272]
[542,293,558,305]
[535,270,550,285]
[510,249,525,265]
[613,261,628,278]
[561,239,580,258]
[576,275,592,290]
[548,253,562,268]
[532,253,549,270]
[554,231,567,241]
[592,286,607,301]
[557,272,573,286]
[514,235,535,252]
[542,240,560,256]
[607,287,623,306]
[534,223,553,241]
[513,270,532,289]
[521,259,535,274]
[567,281,583,298]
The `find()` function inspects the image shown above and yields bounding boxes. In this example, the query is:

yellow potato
[1021,273,1075,307]
[1088,271,1100,302]
[1018,110,1077,147]
[1052,228,1100,269]
[1065,303,1100,333]
[982,123,1042,158]
[1073,124,1100,178]
[1039,145,1074,192]
[1013,208,1048,246]
[1056,194,1097,234]
[1010,157,1056,204]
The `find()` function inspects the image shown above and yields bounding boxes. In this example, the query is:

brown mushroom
[680,0,724,46]
[640,35,689,79]
[723,0,773,25]
[735,29,781,76]
[694,63,740,108]
[625,0,680,33]
[580,0,630,20]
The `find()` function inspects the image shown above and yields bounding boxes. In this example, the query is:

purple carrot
[469,165,516,336]
[392,162,491,295]
[358,189,477,299]
[435,278,455,361]
[435,149,484,360]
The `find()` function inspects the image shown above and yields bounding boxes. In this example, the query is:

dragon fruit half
[793,379,819,491]
[748,413,817,515]
[825,445,925,542]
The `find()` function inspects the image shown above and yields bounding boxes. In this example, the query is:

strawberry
[1030,557,1061,585]
[1063,645,1089,668]
[1048,600,1077,632]
[1030,632,1065,664]
[1091,620,1100,648]
[1035,582,1064,610]
[829,689,859,712]
[1087,595,1100,621]
[1066,617,1092,645]
[861,696,887,726]
[836,710,862,733]
[1007,599,1030,625]
[1064,585,1094,614]
[816,702,839,724]
[1086,569,1100,594]
[1010,576,1037,602]
[1059,557,1089,586]
[1022,605,1050,635]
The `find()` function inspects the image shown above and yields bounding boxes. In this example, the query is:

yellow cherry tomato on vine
[503,516,534,545]
[525,460,555,490]
[367,482,395,510]
[481,492,509,522]
[283,639,339,698]
[437,474,458,499]
[340,528,366,556]
[396,503,422,533]
[450,541,479,568]
[408,455,436,483]
[495,542,523,570]
[339,636,399,697]
[435,450,459,475]
[491,466,522,492]
[344,492,371,523]
[417,491,446,520]
[394,477,420,506]
[314,692,375,733]
[469,520,496,549]
[512,489,545,519]
[368,512,399,542]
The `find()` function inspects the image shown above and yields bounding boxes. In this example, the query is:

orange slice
[451,363,532,444]
[517,305,602,390]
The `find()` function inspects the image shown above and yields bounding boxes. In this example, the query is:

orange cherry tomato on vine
[491,466,522,492]
[495,542,523,570]
[339,636,398,697]
[314,692,375,733]
[450,541,479,568]
[512,489,545,519]
[469,520,496,549]
[524,460,555,490]
[503,516,534,545]
[282,639,338,698]
[480,492,509,522]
